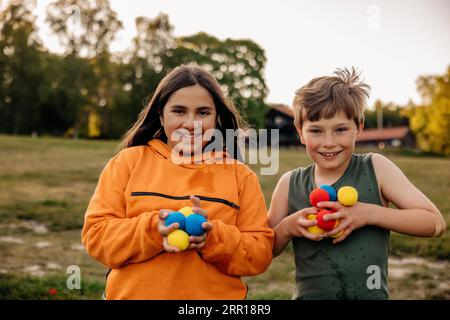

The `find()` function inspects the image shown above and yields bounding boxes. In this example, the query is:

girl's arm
[82,151,164,269]
[198,171,274,276]
[369,153,446,237]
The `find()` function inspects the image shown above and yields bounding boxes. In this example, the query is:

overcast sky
[31,0,450,108]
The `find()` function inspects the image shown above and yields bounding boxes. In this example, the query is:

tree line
[0,0,269,139]
[0,0,448,154]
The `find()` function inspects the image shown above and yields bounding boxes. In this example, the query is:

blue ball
[319,184,337,201]
[185,214,207,236]
[164,212,186,230]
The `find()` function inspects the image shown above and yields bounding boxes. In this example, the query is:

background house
[265,105,416,149]
[356,126,416,148]
[265,104,300,146]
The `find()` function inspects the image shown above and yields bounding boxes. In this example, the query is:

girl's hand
[317,201,373,244]
[158,209,183,253]
[189,195,214,249]
[282,207,324,241]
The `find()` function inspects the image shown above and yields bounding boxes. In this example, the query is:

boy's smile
[318,150,343,158]
[297,111,363,177]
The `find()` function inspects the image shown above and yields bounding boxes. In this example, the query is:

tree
[364,100,409,129]
[402,66,450,155]
[46,0,122,138]
[131,13,175,72]
[0,0,45,134]
[46,0,122,58]
[165,32,270,128]
[102,13,175,139]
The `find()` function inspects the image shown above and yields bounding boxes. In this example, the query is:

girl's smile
[161,84,217,155]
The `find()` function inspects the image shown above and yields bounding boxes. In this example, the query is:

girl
[81,64,274,299]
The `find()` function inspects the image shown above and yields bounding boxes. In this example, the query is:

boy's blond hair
[293,67,370,128]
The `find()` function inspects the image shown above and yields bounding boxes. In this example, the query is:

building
[356,126,415,148]
[265,104,415,148]
[265,104,300,146]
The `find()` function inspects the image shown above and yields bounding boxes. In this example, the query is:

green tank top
[288,153,390,300]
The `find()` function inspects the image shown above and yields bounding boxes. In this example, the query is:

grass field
[0,134,449,299]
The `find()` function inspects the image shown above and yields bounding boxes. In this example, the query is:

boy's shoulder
[362,152,392,167]
[354,152,390,167]
[276,165,310,187]
[362,152,399,185]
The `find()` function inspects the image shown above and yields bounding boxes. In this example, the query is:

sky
[29,0,450,108]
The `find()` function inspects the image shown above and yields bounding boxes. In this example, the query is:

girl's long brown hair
[119,64,247,159]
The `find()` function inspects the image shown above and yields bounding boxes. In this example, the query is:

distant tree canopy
[364,100,409,129]
[1,0,448,155]
[402,66,450,156]
[0,0,270,139]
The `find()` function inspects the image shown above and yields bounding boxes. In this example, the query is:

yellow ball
[337,186,358,206]
[179,206,194,217]
[306,214,325,236]
[167,230,189,251]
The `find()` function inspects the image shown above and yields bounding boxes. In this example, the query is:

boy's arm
[369,153,446,237]
[268,171,321,255]
[268,171,293,257]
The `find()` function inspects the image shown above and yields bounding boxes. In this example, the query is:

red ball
[309,188,330,207]
[316,209,337,231]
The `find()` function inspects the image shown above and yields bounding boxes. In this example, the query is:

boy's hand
[282,207,324,241]
[189,195,214,249]
[317,201,373,244]
[158,209,183,253]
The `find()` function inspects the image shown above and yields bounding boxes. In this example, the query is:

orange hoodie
[81,139,274,299]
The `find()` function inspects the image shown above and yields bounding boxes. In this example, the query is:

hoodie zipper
[131,192,240,210]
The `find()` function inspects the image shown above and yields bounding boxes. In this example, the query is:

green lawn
[0,134,449,299]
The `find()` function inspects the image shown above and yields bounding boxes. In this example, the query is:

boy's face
[297,111,363,171]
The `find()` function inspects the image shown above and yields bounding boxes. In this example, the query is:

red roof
[269,104,294,117]
[357,126,410,142]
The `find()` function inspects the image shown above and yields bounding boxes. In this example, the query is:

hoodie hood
[147,139,231,168]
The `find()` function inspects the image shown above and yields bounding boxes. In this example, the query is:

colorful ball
[306,214,325,236]
[164,211,186,230]
[309,188,330,207]
[316,209,336,231]
[330,219,344,238]
[337,186,358,206]
[167,230,190,251]
[179,206,194,217]
[185,214,207,236]
[319,184,337,201]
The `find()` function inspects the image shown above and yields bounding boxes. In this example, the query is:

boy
[268,68,446,299]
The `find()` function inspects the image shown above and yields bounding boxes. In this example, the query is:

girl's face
[161,84,217,155]
[297,111,363,173]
